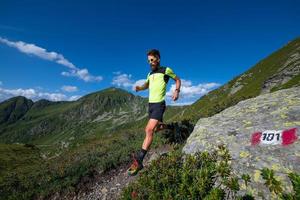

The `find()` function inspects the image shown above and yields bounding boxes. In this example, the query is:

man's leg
[142,118,160,150]
[128,101,166,175]
[134,118,159,164]
[127,118,159,176]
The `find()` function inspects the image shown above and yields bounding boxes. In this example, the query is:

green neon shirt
[145,66,177,103]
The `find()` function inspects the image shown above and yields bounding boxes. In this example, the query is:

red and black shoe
[127,153,144,176]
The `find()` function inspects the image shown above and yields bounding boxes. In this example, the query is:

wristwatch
[175,88,180,92]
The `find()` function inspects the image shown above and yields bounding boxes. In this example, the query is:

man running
[127,49,181,176]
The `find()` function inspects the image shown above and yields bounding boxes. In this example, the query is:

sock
[137,148,148,161]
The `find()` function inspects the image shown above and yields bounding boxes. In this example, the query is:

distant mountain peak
[102,86,131,93]
[0,95,34,125]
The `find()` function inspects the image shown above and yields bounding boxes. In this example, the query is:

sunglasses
[147,58,158,63]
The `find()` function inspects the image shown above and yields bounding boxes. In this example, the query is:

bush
[120,145,300,200]
[261,168,300,199]
[121,145,252,199]
[161,120,194,144]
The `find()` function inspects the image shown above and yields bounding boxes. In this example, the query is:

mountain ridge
[167,37,300,123]
[0,87,149,143]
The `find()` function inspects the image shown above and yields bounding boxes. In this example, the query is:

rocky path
[73,144,173,200]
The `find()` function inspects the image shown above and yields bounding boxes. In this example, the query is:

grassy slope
[0,87,149,145]
[0,96,33,125]
[0,127,167,200]
[172,37,300,123]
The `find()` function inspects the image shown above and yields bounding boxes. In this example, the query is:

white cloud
[0,87,37,99]
[111,73,134,88]
[0,37,103,82]
[37,92,67,101]
[0,86,81,102]
[61,68,103,82]
[166,79,220,105]
[110,72,220,105]
[0,37,75,69]
[61,85,78,92]
[68,95,82,101]
[131,79,147,91]
[166,79,220,98]
[111,72,148,91]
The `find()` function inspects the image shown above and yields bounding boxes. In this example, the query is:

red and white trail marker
[251,128,298,146]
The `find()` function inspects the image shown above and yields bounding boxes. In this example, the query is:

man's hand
[135,85,142,92]
[172,77,181,101]
[135,82,149,92]
[172,90,179,101]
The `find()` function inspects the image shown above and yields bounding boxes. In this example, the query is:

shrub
[120,145,300,200]
[120,144,253,199]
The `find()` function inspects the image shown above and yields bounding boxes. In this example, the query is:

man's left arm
[165,67,181,101]
[172,76,181,101]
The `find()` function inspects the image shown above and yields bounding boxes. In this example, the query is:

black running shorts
[148,100,166,122]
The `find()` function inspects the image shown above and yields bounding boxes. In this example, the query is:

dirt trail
[71,144,173,200]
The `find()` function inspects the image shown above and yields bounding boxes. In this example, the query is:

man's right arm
[141,81,149,90]
[135,81,149,92]
[136,73,150,92]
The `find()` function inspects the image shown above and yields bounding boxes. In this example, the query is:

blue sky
[0,0,299,105]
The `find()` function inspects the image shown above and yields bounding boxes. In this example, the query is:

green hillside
[169,37,300,123]
[0,87,170,199]
[0,87,150,144]
[0,96,33,125]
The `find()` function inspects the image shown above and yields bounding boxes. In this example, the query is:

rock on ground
[183,86,300,199]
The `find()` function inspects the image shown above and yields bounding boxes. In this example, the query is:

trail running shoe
[127,153,144,176]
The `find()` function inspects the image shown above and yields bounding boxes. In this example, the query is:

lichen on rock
[183,86,300,199]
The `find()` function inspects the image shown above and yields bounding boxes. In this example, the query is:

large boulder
[183,86,300,198]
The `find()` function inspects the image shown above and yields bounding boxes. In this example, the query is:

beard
[150,63,160,71]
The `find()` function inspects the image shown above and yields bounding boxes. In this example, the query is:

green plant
[120,144,254,200]
[261,168,283,195]
[121,145,300,200]
[261,168,300,200]
[241,174,251,188]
